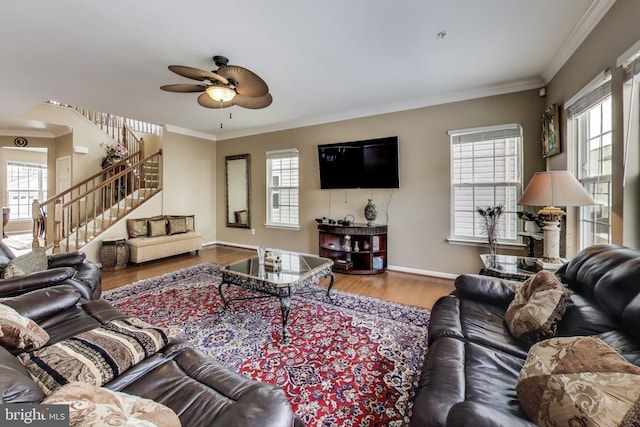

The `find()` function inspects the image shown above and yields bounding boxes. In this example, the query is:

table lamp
[518,171,596,270]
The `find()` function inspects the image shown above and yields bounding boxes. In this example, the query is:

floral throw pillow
[0,303,49,350]
[504,270,570,345]
[517,336,640,426]
[43,382,181,427]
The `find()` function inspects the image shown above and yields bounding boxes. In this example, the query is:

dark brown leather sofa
[0,284,302,427]
[410,244,640,427]
[0,240,101,300]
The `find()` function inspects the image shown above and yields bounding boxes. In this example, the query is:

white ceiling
[0,0,616,141]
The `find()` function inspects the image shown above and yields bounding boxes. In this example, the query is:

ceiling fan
[160,55,272,110]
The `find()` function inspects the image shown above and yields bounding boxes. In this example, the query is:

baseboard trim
[211,241,458,280]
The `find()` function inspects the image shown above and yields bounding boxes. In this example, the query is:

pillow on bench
[19,318,168,394]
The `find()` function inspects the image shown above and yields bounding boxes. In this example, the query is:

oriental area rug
[103,263,430,426]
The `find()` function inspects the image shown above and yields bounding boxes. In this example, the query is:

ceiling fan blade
[232,93,273,109]
[217,65,268,97]
[160,84,207,93]
[168,65,229,85]
[197,93,233,109]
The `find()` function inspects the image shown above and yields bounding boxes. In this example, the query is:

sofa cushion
[147,218,167,237]
[517,336,640,427]
[0,303,49,350]
[43,382,181,427]
[19,318,168,394]
[126,218,149,238]
[505,271,570,345]
[2,248,48,279]
[167,217,187,235]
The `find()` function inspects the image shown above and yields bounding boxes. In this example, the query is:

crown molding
[164,124,217,141]
[216,76,545,141]
[541,0,617,83]
[0,128,71,138]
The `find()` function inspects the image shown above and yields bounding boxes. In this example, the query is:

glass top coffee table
[220,251,335,343]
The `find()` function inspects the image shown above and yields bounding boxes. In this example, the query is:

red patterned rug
[104,263,430,426]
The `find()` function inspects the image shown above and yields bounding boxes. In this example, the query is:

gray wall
[216,89,545,276]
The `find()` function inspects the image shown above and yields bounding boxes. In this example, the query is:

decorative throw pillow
[126,218,149,238]
[168,215,195,232]
[517,336,640,426]
[2,248,48,279]
[167,217,187,235]
[19,318,168,395]
[147,218,167,237]
[504,270,570,345]
[0,303,49,350]
[43,382,181,427]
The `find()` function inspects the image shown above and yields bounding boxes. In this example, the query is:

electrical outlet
[251,228,255,235]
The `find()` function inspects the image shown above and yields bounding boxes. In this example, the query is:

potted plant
[517,211,544,233]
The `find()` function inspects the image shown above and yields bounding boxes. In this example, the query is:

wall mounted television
[317,136,399,189]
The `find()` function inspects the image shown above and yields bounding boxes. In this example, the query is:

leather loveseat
[0,240,101,300]
[410,244,640,427]
[0,284,302,427]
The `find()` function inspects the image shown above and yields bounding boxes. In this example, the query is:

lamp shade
[518,171,596,207]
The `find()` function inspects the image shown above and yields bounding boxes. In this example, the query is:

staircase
[32,106,163,253]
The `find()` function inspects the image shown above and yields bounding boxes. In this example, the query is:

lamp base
[536,258,567,271]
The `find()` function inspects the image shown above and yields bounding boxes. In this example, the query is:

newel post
[31,200,41,249]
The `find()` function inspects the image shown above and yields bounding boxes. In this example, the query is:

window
[7,162,48,220]
[567,72,612,249]
[449,124,522,244]
[266,149,299,228]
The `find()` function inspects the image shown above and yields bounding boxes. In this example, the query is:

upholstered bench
[125,215,202,264]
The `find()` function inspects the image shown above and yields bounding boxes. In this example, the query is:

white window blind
[266,149,299,228]
[449,124,522,243]
[565,70,612,119]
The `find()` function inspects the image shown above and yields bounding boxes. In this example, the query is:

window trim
[448,123,523,245]
[6,161,48,221]
[570,92,613,250]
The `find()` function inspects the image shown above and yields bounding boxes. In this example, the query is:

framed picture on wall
[541,103,560,158]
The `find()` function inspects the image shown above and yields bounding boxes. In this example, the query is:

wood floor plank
[101,245,454,309]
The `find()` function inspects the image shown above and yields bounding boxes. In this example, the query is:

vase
[364,199,378,226]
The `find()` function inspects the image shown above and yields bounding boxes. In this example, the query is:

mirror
[225,154,251,228]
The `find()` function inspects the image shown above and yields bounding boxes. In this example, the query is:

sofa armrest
[454,274,520,309]
[48,251,86,268]
[0,267,76,297]
[65,261,102,300]
[446,402,536,427]
[0,345,45,404]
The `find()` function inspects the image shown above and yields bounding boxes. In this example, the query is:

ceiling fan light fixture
[205,85,236,103]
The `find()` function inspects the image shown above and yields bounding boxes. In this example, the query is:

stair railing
[33,150,162,252]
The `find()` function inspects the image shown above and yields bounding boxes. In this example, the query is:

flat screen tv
[317,136,399,189]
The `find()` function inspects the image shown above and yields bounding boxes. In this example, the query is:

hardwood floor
[101,245,455,310]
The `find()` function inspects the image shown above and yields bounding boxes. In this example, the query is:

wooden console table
[318,223,387,274]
